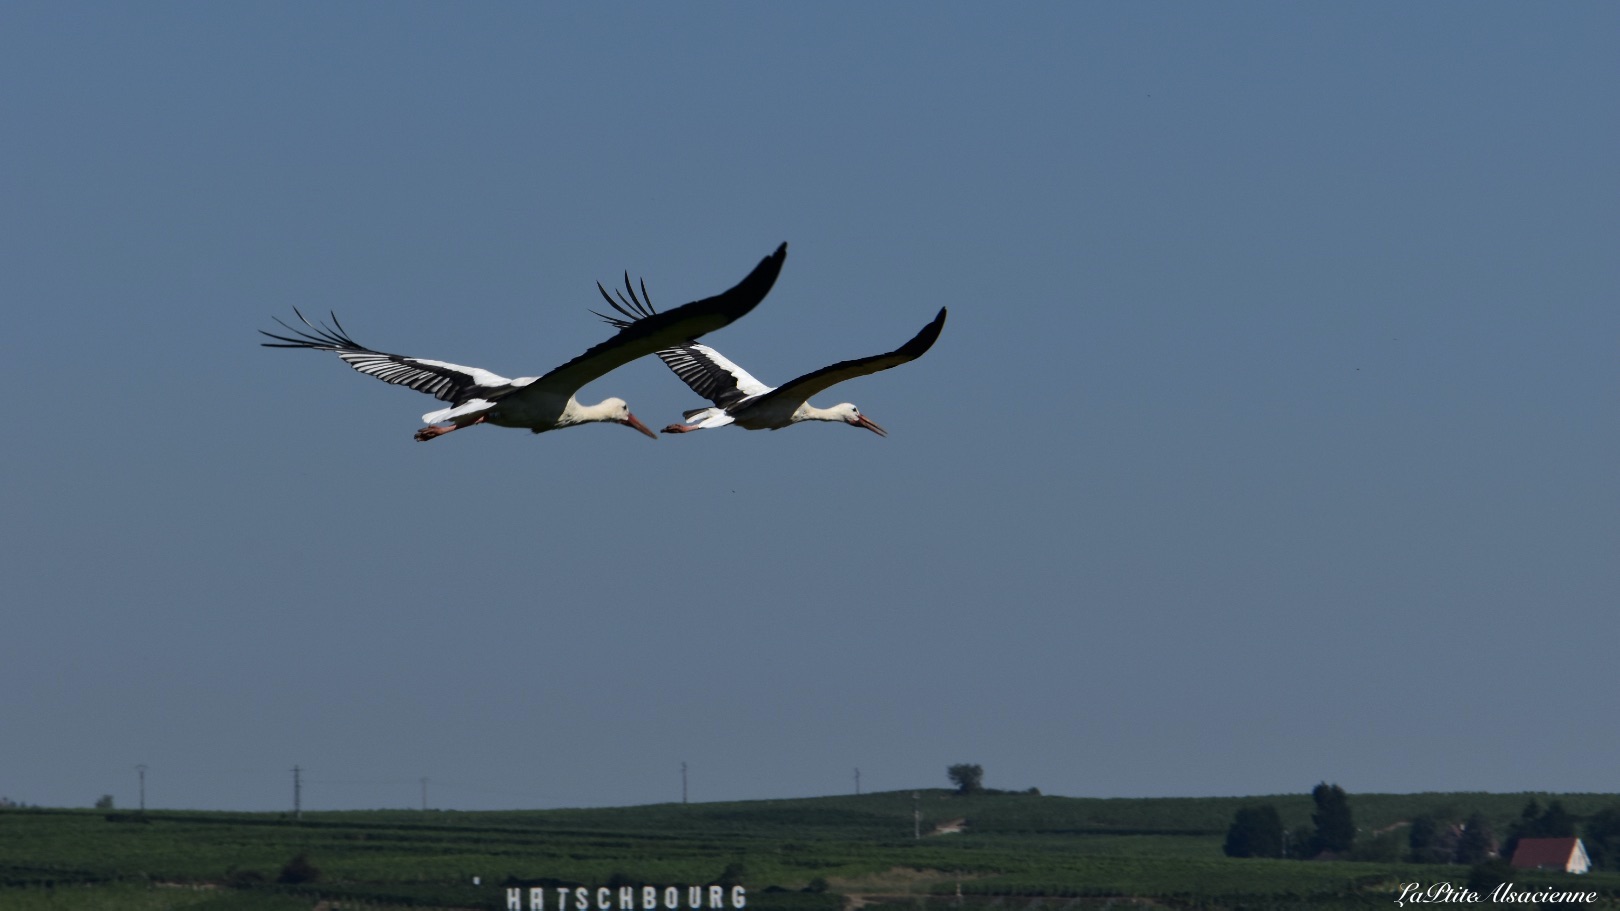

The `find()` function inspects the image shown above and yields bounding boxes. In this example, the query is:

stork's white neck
[792,402,854,424]
[560,396,631,427]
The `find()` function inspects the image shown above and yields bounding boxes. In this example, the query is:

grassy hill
[3,789,1618,910]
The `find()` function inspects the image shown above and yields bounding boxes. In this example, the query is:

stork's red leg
[661,423,700,434]
[415,415,485,442]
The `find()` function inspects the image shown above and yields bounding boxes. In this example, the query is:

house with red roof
[1509,837,1591,874]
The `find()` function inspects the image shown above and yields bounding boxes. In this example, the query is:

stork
[593,277,945,436]
[261,243,787,442]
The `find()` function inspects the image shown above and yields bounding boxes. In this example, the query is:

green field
[3,790,1618,910]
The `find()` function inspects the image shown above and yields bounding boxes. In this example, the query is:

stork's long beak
[852,414,887,437]
[623,413,658,439]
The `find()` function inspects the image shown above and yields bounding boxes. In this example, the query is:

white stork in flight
[593,277,945,436]
[262,243,787,442]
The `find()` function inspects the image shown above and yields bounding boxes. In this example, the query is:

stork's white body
[678,397,862,433]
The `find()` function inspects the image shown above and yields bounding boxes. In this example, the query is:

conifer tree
[1309,782,1355,855]
[1409,814,1448,864]
[1455,812,1495,865]
[1583,806,1620,870]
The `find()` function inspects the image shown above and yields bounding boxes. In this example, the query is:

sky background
[2,3,1616,813]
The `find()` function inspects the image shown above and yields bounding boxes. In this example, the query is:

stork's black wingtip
[731,243,788,299]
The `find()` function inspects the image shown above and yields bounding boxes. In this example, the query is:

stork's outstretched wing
[592,271,774,410]
[519,243,786,404]
[749,307,947,411]
[260,308,514,405]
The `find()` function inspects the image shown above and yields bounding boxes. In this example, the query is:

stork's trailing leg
[661,423,700,434]
[415,415,485,442]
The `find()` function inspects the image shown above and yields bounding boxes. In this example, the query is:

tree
[94,795,114,810]
[1519,798,1544,824]
[1284,826,1314,859]
[1538,801,1576,838]
[1309,782,1355,856]
[1583,805,1620,871]
[946,764,983,795]
[1409,814,1449,864]
[1503,798,1575,859]
[1454,812,1495,865]
[715,862,747,889]
[277,852,321,885]
[1224,805,1284,858]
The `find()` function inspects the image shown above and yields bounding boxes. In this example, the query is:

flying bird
[261,243,787,442]
[593,278,945,436]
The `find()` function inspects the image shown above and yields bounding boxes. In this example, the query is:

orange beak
[623,413,658,439]
[851,414,887,437]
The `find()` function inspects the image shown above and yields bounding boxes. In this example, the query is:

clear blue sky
[3,2,1615,812]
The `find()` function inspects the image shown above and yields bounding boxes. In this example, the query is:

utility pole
[292,766,302,820]
[681,762,688,804]
[854,768,861,795]
[136,764,147,813]
[421,777,428,812]
[913,792,920,840]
